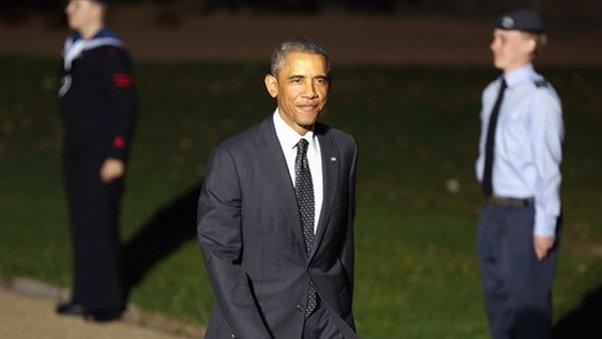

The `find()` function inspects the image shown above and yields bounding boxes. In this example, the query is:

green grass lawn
[1,56,601,338]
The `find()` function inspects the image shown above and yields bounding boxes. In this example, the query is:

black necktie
[294,138,317,317]
[482,78,507,198]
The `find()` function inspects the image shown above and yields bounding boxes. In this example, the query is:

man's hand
[100,158,125,183]
[533,235,556,261]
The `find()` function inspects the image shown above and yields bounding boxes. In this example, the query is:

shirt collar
[273,109,316,151]
[70,28,116,43]
[93,28,117,39]
[503,63,536,88]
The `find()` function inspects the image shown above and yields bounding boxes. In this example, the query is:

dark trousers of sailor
[478,203,559,339]
[64,153,125,311]
[302,303,345,339]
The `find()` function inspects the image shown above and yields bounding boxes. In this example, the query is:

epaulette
[533,79,548,88]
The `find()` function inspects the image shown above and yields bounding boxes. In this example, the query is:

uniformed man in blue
[56,0,137,322]
[475,9,563,339]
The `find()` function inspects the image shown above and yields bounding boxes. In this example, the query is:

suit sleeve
[197,146,272,339]
[340,137,357,322]
[102,48,137,161]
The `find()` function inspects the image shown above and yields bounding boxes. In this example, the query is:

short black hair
[270,38,330,76]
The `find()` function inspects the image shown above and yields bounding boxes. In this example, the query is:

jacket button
[231,333,236,338]
[296,304,304,312]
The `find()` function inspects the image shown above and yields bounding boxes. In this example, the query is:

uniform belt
[487,196,534,207]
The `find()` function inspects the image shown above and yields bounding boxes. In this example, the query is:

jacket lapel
[309,126,339,262]
[254,117,305,247]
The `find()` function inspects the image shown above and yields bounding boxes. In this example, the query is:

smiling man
[197,38,358,338]
[475,9,564,339]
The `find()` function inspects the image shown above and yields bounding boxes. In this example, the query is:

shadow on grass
[124,184,201,294]
[553,284,602,338]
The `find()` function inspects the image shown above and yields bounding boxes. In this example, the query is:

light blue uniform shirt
[476,63,564,236]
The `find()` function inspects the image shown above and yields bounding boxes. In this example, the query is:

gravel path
[0,287,192,339]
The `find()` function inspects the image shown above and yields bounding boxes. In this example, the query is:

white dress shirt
[476,63,564,236]
[273,110,323,234]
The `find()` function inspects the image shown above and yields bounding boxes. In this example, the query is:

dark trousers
[303,305,345,339]
[64,155,125,311]
[478,203,559,339]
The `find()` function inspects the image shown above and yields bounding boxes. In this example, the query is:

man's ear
[523,34,537,55]
[91,2,104,21]
[264,74,278,98]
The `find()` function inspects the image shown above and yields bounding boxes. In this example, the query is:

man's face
[264,52,330,135]
[490,28,535,71]
[65,0,101,32]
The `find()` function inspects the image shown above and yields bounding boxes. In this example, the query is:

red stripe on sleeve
[113,73,134,87]
[113,135,125,149]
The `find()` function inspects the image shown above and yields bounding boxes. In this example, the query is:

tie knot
[297,138,309,154]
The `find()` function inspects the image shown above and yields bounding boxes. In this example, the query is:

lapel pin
[330,157,336,162]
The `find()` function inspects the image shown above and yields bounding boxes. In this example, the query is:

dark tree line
[1,0,600,27]
[0,0,545,14]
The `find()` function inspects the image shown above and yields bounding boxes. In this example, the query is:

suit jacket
[197,115,358,339]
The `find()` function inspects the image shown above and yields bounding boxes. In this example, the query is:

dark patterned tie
[483,78,507,198]
[294,138,317,317]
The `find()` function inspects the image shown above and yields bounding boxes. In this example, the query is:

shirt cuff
[534,212,557,237]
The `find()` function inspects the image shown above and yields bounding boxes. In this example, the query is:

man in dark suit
[197,38,358,338]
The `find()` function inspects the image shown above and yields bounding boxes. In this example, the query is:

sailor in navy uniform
[57,0,137,322]
[475,9,563,339]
